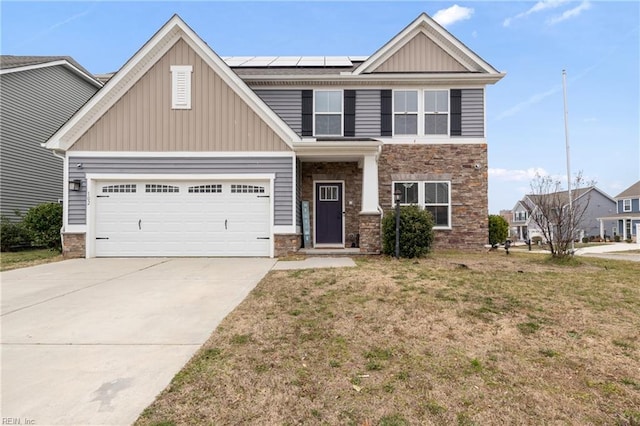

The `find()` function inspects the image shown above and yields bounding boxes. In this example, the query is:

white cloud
[433,5,474,27]
[546,1,592,25]
[496,85,561,120]
[503,0,571,27]
[489,167,550,182]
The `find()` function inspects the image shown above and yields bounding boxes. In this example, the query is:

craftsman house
[513,187,616,242]
[0,56,101,220]
[44,13,504,258]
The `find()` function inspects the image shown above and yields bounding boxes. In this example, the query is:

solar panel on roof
[224,57,255,66]
[297,56,326,66]
[269,56,302,66]
[324,56,352,66]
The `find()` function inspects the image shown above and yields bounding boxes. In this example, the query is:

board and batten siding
[460,89,484,137]
[0,65,98,219]
[70,39,291,152]
[67,156,294,226]
[355,90,381,137]
[254,90,302,135]
[372,33,467,73]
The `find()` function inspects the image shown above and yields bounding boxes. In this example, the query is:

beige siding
[373,33,468,73]
[71,39,291,152]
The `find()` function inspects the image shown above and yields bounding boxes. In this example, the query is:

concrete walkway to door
[1,257,276,425]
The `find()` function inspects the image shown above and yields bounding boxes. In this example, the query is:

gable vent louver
[171,65,193,109]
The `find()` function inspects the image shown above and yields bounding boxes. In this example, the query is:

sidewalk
[574,242,640,255]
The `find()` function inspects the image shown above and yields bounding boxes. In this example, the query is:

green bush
[488,215,509,246]
[582,237,589,244]
[22,203,63,251]
[0,216,33,252]
[382,205,434,258]
[614,235,621,242]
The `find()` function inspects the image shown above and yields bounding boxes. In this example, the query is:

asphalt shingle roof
[0,55,96,82]
[615,181,640,199]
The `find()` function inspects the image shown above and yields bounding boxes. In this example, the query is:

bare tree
[525,172,595,258]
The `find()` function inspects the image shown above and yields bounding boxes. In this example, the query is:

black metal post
[394,190,401,258]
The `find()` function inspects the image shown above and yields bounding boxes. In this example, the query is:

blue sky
[2,1,638,213]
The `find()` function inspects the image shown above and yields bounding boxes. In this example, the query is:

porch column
[623,219,628,240]
[599,220,604,239]
[361,154,379,213]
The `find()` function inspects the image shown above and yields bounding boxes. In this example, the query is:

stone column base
[274,233,302,257]
[359,212,381,254]
[62,232,86,258]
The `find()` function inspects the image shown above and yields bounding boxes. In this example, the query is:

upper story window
[424,90,449,135]
[314,90,342,136]
[513,211,527,222]
[623,199,632,212]
[393,91,418,135]
[171,65,193,110]
[392,89,450,137]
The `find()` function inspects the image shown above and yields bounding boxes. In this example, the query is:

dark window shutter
[450,89,462,136]
[302,90,313,136]
[344,90,356,137]
[381,90,392,136]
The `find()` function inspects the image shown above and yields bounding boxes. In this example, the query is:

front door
[315,182,343,245]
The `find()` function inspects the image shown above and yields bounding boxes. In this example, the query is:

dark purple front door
[315,182,343,245]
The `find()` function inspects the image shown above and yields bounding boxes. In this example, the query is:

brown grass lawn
[0,248,63,271]
[137,252,640,426]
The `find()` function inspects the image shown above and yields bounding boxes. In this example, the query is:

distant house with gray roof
[0,55,102,220]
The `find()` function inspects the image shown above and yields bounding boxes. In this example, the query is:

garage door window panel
[102,184,137,193]
[231,184,265,194]
[188,184,222,193]
[145,184,180,193]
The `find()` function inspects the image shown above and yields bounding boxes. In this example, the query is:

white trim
[85,173,276,181]
[170,65,192,109]
[65,224,87,233]
[380,138,486,145]
[392,88,450,137]
[392,89,419,136]
[623,199,632,212]
[0,59,102,87]
[85,173,275,258]
[313,180,345,248]
[241,73,506,85]
[313,89,344,137]
[273,225,297,234]
[67,151,296,158]
[44,15,301,152]
[292,157,298,231]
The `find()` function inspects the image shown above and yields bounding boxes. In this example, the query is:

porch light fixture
[394,189,402,258]
[69,179,82,192]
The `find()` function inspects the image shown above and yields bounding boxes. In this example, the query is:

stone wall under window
[378,143,488,250]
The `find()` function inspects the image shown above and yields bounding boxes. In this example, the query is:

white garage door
[94,181,270,257]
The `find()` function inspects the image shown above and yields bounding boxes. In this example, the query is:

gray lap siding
[67,156,294,226]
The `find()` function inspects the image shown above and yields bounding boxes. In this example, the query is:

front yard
[0,248,63,271]
[137,252,639,425]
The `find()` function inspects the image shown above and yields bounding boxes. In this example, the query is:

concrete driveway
[1,257,276,425]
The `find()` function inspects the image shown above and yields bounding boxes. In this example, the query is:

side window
[314,90,343,136]
[393,90,418,135]
[424,90,449,135]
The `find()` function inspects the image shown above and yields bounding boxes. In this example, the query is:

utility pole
[562,70,574,254]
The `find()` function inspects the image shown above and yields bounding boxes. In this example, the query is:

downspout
[52,150,68,249]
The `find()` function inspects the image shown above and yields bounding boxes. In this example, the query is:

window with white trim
[424,182,450,227]
[146,184,179,193]
[623,199,632,212]
[392,89,450,137]
[392,181,451,228]
[424,90,449,135]
[171,65,192,109]
[314,90,342,136]
[318,185,339,202]
[393,90,418,135]
[393,182,419,205]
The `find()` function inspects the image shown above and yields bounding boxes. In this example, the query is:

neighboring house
[514,187,616,242]
[0,56,102,220]
[597,181,640,241]
[44,13,505,258]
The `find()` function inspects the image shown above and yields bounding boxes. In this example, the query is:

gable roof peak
[351,12,503,80]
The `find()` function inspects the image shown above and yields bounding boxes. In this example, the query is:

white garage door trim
[85,173,275,258]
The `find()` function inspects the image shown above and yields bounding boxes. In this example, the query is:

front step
[299,248,365,256]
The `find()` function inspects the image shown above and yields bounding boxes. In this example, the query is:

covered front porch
[294,140,383,253]
[598,214,640,242]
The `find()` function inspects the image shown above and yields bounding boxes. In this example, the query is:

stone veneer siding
[359,213,382,253]
[378,144,488,250]
[301,162,362,248]
[62,232,86,258]
[274,233,302,257]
